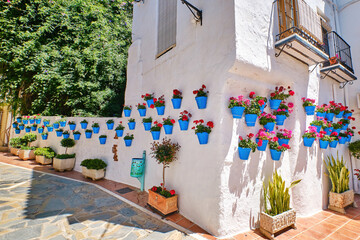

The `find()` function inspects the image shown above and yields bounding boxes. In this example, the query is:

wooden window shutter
[157,0,177,58]
[277,0,298,39]
[297,0,323,44]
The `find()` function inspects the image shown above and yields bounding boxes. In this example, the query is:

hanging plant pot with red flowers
[153,96,166,115]
[238,134,257,160]
[193,84,208,109]
[162,117,176,135]
[192,120,214,144]
[228,95,248,119]
[141,93,155,108]
[178,111,192,131]
[171,89,183,109]
[269,86,294,110]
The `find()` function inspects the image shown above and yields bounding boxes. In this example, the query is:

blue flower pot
[30,119,35,124]
[329,140,338,148]
[195,96,207,109]
[259,104,266,113]
[303,137,315,147]
[278,138,290,146]
[124,139,132,147]
[128,122,136,130]
[324,127,333,135]
[270,149,282,161]
[256,139,268,151]
[124,109,131,117]
[275,115,286,126]
[263,122,275,132]
[269,99,282,110]
[146,99,154,108]
[47,126,53,132]
[41,135,48,140]
[143,122,152,131]
[74,134,81,140]
[15,129,20,134]
[333,129,341,135]
[16,118,22,123]
[325,113,335,122]
[156,106,165,115]
[43,121,50,126]
[172,98,182,109]
[85,131,92,139]
[35,119,41,124]
[341,124,349,131]
[245,114,258,127]
[164,125,173,135]
[339,137,347,144]
[238,147,251,160]
[56,131,63,137]
[343,113,352,119]
[93,126,100,134]
[99,137,107,145]
[69,124,76,131]
[310,124,321,133]
[23,120,28,124]
[19,125,24,130]
[31,126,37,131]
[178,120,189,131]
[316,112,326,118]
[25,128,31,133]
[53,123,60,129]
[336,111,344,118]
[63,134,70,139]
[106,122,114,130]
[138,108,146,117]
[80,122,88,129]
[60,121,66,127]
[348,136,352,142]
[151,131,160,140]
[38,128,44,134]
[12,123,18,128]
[304,106,315,115]
[196,132,209,144]
[116,129,124,137]
[231,106,245,119]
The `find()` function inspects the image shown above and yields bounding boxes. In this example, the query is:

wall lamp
[181,0,202,25]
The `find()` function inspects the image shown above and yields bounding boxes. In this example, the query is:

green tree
[0,0,133,117]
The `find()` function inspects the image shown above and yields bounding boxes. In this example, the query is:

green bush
[56,154,76,159]
[9,137,22,148]
[80,159,107,170]
[21,133,37,147]
[349,140,360,159]
[60,138,75,148]
[324,154,350,194]
[20,146,36,150]
[34,147,56,158]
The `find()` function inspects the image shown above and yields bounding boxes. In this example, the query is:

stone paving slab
[0,163,196,240]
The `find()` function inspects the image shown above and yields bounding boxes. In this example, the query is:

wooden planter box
[35,155,53,165]
[147,189,178,216]
[53,157,75,172]
[81,167,105,181]
[328,190,357,214]
[10,147,20,156]
[19,149,35,160]
[260,209,296,240]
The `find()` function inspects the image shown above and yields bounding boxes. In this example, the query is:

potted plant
[141,93,155,107]
[55,128,63,137]
[276,128,292,146]
[329,132,339,148]
[192,120,214,145]
[124,133,134,147]
[244,101,261,127]
[63,130,70,139]
[150,121,163,140]
[68,121,76,131]
[228,95,248,119]
[12,122,18,128]
[178,110,191,131]
[59,118,67,127]
[137,103,147,117]
[92,122,100,134]
[269,139,290,161]
[31,124,37,132]
[310,118,324,133]
[323,120,333,135]
[238,134,257,160]
[128,118,136,130]
[338,132,348,145]
[34,147,56,165]
[302,98,316,115]
[249,92,267,112]
[142,117,152,131]
[329,55,338,65]
[85,129,93,139]
[43,118,50,126]
[172,89,183,109]
[46,124,53,132]
[16,116,22,123]
[80,119,88,129]
[9,137,23,155]
[53,121,60,129]
[273,106,289,126]
[73,131,81,140]
[339,118,350,130]
[193,84,208,109]
[99,135,107,145]
[318,131,331,149]
[19,123,25,130]
[106,119,114,130]
[256,129,273,151]
[349,140,360,159]
[324,154,357,214]
[15,127,20,134]
[25,126,31,133]
[22,116,29,124]
[346,127,355,142]
[148,138,180,215]
[260,171,301,239]
[259,112,276,132]
[123,105,132,117]
[343,109,354,119]
[162,117,175,135]
[29,116,35,124]
[316,104,328,118]
[332,122,343,135]
[302,126,317,147]
[80,159,107,180]
[41,132,48,140]
[326,101,340,121]
[35,114,41,124]
[153,95,166,115]
[115,122,125,137]
[38,125,44,134]
[53,138,76,172]
[19,133,37,160]
[269,86,294,110]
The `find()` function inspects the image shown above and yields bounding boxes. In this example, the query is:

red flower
[199,119,204,123]
[239,136,243,141]
[158,123,163,128]
[153,98,157,102]
[151,186,157,192]
[146,93,150,97]
[193,90,198,95]
[192,127,195,130]
[171,119,175,124]
[160,183,163,186]
[288,102,294,108]
[141,95,144,98]
[184,110,188,114]
[277,146,282,150]
[170,190,175,195]
[182,116,188,121]
[258,139,263,147]
[249,91,255,98]
[352,127,356,129]
[248,133,254,138]
[207,121,214,128]
[142,103,146,106]
[202,84,206,89]
[270,93,275,98]
[273,137,279,141]
[150,104,155,109]
[289,90,295,96]
[279,86,284,92]
[258,99,265,106]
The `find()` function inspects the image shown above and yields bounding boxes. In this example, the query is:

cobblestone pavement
[0,163,196,240]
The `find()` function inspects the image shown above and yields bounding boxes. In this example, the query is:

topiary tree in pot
[53,138,76,172]
[19,133,37,160]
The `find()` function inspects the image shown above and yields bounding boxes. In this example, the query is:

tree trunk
[163,164,165,188]
[65,147,68,154]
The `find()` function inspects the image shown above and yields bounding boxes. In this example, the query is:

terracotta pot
[328,190,357,214]
[147,189,178,216]
[259,209,296,240]
[10,147,20,156]
[35,155,53,165]
[329,57,337,65]
[53,157,75,172]
[81,167,105,181]
[19,149,35,160]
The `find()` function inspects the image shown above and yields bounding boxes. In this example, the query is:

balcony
[320,31,357,87]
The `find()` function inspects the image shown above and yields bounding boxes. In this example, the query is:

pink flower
[288,102,294,108]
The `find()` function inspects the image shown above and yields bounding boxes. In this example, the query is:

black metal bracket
[181,0,202,25]
[309,63,319,73]
[340,80,354,89]
[275,43,292,57]
[320,69,332,79]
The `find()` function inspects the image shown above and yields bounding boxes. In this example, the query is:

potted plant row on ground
[80,158,107,180]
[34,147,56,165]
[53,138,76,172]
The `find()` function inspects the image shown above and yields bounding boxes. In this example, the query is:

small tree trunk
[65,147,68,154]
[163,164,166,188]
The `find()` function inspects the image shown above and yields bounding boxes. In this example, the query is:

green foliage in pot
[80,159,107,170]
[21,133,37,147]
[115,123,125,130]
[92,123,100,128]
[142,117,152,123]
[324,154,350,194]
[20,146,37,150]
[80,119,88,124]
[106,119,114,124]
[99,135,107,138]
[263,170,301,216]
[34,147,56,159]
[56,154,76,159]
[123,134,134,140]
[349,140,360,159]
[60,138,75,154]
[9,137,22,148]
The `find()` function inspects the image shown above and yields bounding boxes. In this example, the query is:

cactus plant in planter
[80,159,107,180]
[53,138,76,172]
[19,133,37,160]
[324,154,357,214]
[34,147,56,165]
[260,171,301,240]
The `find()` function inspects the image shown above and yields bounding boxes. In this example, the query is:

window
[277,0,298,36]
[157,0,177,58]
